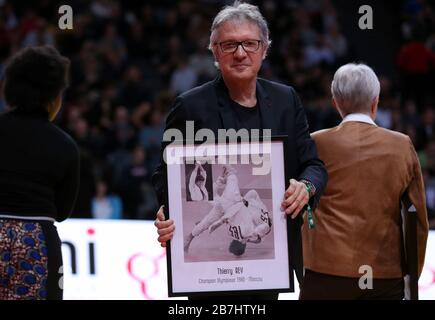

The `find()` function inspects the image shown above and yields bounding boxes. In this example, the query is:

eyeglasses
[215,40,262,53]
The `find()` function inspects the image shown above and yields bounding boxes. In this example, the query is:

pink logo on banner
[127,250,167,299]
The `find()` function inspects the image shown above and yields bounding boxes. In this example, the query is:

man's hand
[281,179,309,219]
[154,205,175,248]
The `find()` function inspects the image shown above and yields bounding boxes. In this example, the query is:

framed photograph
[164,137,294,296]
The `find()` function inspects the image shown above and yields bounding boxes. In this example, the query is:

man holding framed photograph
[153,1,327,299]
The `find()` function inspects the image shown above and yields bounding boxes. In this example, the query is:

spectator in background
[119,65,150,111]
[417,108,435,149]
[324,23,347,64]
[170,56,198,95]
[72,118,92,150]
[137,109,163,185]
[106,105,136,152]
[99,23,127,61]
[304,35,335,68]
[189,36,218,84]
[118,145,151,219]
[397,33,435,110]
[21,17,53,48]
[92,180,122,219]
[375,76,395,129]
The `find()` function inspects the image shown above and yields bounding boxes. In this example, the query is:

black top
[0,109,80,222]
[229,99,262,131]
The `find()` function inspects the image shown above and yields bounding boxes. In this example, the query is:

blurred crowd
[391,0,435,227]
[0,0,433,226]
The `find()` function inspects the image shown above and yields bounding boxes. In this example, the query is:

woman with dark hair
[0,46,79,300]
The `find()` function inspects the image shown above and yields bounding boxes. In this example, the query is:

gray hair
[208,1,272,51]
[331,63,380,115]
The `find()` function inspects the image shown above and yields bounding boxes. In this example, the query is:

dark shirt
[229,99,262,131]
[0,109,80,221]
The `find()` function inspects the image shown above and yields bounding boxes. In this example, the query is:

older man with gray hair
[300,63,429,300]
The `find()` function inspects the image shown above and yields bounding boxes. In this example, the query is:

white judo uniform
[187,165,271,251]
[188,163,209,201]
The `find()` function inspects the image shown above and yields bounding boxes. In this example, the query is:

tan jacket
[303,121,429,278]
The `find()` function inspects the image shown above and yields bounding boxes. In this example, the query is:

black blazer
[152,75,327,284]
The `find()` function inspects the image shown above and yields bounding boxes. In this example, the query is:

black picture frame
[164,136,294,297]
